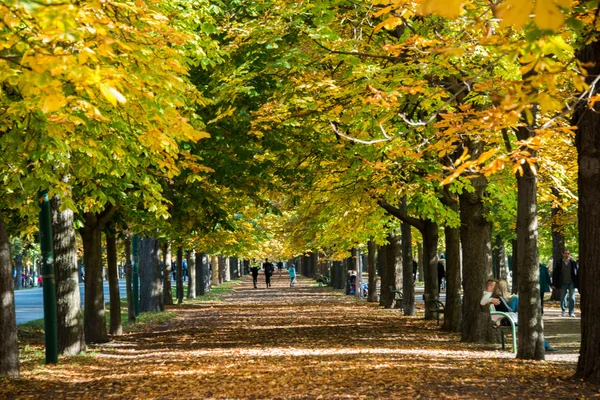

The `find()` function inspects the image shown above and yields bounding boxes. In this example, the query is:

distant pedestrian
[412,260,418,281]
[37,276,43,288]
[182,259,188,282]
[250,259,260,288]
[264,258,274,288]
[437,260,445,293]
[288,264,296,287]
[539,263,551,314]
[552,249,579,317]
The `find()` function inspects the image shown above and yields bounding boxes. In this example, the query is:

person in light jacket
[288,264,296,287]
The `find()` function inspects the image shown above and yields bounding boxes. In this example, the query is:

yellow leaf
[494,0,532,29]
[374,5,394,18]
[99,84,126,106]
[420,0,462,18]
[375,16,403,31]
[476,148,496,165]
[41,92,67,114]
[534,0,564,31]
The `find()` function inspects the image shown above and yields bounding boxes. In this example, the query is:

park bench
[389,286,403,311]
[424,294,445,326]
[489,305,517,353]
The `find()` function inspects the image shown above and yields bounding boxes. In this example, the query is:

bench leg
[500,332,506,351]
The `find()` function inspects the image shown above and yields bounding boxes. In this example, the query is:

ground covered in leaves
[2,275,599,399]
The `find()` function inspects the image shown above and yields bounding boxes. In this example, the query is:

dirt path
[2,275,597,399]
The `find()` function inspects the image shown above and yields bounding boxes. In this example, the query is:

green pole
[38,191,58,364]
[132,235,139,316]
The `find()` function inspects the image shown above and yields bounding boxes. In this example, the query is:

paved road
[14,280,129,325]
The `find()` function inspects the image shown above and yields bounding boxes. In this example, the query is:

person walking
[250,259,260,289]
[539,263,552,314]
[264,258,274,288]
[288,263,296,287]
[552,249,579,317]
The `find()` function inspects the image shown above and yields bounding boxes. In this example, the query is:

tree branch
[377,199,424,232]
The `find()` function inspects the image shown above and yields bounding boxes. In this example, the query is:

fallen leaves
[2,276,597,399]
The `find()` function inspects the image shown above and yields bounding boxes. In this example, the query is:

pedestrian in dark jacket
[250,259,260,288]
[552,249,579,317]
[264,258,274,288]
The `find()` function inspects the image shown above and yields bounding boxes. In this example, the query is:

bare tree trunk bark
[444,223,462,332]
[51,197,85,354]
[515,111,544,360]
[187,250,196,299]
[575,38,600,383]
[106,231,122,335]
[176,246,184,304]
[459,141,494,343]
[139,237,163,312]
[162,242,173,305]
[417,241,424,282]
[422,221,439,319]
[378,243,389,307]
[80,206,117,344]
[550,187,565,301]
[401,221,415,316]
[367,239,377,302]
[219,256,225,284]
[211,255,219,286]
[0,211,19,377]
[124,237,135,323]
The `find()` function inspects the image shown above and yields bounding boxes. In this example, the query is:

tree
[163,243,174,305]
[0,212,19,377]
[139,237,163,313]
[106,228,122,335]
[574,36,600,384]
[52,195,86,354]
[79,206,117,343]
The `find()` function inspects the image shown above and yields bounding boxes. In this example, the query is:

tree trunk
[422,220,439,320]
[401,221,416,316]
[51,197,85,354]
[187,250,196,299]
[80,207,116,344]
[444,223,462,332]
[211,255,219,286]
[176,246,184,304]
[515,116,543,360]
[382,231,401,308]
[417,241,424,282]
[14,252,23,290]
[459,142,494,343]
[0,211,19,377]
[197,253,205,296]
[575,38,600,383]
[163,242,173,305]
[550,187,565,301]
[389,232,402,297]
[139,237,163,312]
[124,237,135,323]
[378,243,390,307]
[106,231,122,335]
[367,239,377,302]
